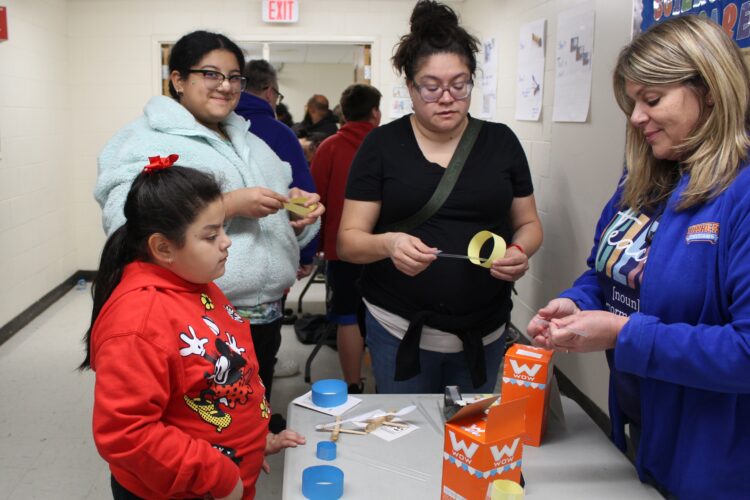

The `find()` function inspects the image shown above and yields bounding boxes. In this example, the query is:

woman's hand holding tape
[286,187,324,230]
[387,233,438,277]
[225,186,287,219]
[528,298,580,349]
[490,244,529,282]
[546,310,629,353]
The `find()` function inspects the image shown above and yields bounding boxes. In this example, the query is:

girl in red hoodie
[81,157,305,500]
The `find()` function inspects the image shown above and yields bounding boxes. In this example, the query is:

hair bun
[409,0,459,37]
[392,0,479,81]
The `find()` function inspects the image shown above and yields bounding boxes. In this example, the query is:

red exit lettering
[267,0,296,21]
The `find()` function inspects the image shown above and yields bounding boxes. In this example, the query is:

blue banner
[641,0,750,48]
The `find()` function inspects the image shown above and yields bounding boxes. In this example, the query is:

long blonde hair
[613,15,750,211]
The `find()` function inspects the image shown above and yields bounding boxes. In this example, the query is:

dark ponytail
[80,166,222,369]
[392,0,479,82]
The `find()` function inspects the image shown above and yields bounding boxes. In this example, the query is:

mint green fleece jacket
[95,95,318,307]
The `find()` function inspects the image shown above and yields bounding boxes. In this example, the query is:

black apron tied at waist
[395,311,507,387]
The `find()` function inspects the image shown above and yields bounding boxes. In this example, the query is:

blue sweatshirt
[235,92,318,266]
[560,165,750,498]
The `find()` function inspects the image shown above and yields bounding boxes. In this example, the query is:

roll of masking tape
[490,479,524,500]
[311,379,348,408]
[316,441,337,461]
[467,230,507,268]
[302,465,344,499]
[284,196,318,216]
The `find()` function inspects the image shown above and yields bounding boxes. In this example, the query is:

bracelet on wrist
[508,242,525,254]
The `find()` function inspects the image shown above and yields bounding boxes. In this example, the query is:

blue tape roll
[302,465,344,499]
[316,441,337,461]
[311,379,348,408]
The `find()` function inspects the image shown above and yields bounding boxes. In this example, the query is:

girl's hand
[547,310,628,353]
[261,430,306,474]
[265,430,306,456]
[236,187,287,218]
[387,233,438,276]
[528,298,580,348]
[287,188,325,229]
[489,245,529,281]
[213,478,243,500]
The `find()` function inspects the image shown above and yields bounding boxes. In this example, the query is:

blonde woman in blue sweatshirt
[95,31,323,429]
[528,16,750,498]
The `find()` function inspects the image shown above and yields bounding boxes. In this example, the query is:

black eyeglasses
[413,80,473,103]
[187,69,247,93]
[267,86,284,103]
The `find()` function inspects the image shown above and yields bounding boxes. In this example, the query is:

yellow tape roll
[467,230,507,268]
[284,196,318,216]
[490,479,524,500]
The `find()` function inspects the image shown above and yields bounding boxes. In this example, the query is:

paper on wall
[389,85,413,118]
[479,37,498,120]
[552,4,595,122]
[515,18,546,121]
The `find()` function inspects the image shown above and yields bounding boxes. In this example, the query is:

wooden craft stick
[331,415,342,442]
[365,416,386,433]
[316,427,368,436]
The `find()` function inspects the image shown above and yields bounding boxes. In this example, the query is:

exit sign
[262,0,298,23]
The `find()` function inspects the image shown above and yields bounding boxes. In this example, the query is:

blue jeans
[365,309,505,394]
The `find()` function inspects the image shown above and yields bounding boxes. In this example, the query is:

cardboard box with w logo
[441,396,526,499]
[502,344,554,446]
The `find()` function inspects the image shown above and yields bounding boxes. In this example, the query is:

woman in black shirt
[338,0,542,393]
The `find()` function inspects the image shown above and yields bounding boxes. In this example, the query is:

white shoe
[273,358,300,378]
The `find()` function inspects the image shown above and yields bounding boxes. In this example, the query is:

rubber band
[508,242,525,254]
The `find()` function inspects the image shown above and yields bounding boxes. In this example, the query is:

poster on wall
[640,0,750,48]
[552,4,595,123]
[479,37,499,120]
[515,19,546,121]
[390,85,413,119]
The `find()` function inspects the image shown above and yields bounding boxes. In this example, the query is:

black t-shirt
[345,115,533,327]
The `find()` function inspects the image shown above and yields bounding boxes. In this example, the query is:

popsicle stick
[316,427,368,436]
[331,415,341,442]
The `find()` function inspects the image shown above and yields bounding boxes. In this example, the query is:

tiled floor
[0,273,367,499]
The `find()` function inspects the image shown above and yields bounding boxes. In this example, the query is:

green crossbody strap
[383,117,483,233]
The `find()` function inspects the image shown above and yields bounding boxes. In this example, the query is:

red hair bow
[143,154,179,173]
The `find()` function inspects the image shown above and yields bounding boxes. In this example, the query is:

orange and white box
[441,396,526,500]
[501,344,554,446]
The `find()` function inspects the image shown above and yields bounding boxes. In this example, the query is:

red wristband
[508,243,525,254]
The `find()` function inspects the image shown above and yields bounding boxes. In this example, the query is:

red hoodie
[90,261,268,499]
[311,120,375,260]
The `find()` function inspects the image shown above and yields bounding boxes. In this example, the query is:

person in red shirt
[311,84,382,392]
[80,157,305,500]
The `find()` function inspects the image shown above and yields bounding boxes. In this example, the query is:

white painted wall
[0,0,72,326]
[460,0,632,410]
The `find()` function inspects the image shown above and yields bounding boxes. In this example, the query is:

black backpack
[293,313,337,350]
